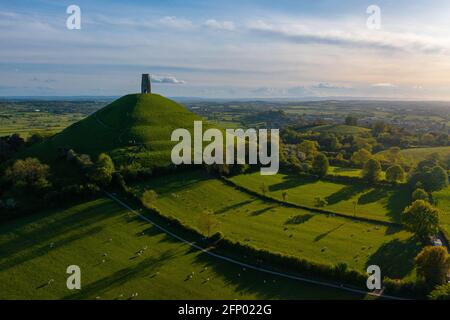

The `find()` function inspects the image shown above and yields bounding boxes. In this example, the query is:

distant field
[432,187,450,237]
[0,197,362,299]
[229,172,409,223]
[135,171,418,279]
[302,124,370,135]
[377,146,450,165]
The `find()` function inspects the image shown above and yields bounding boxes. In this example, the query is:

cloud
[371,83,396,88]
[247,19,450,54]
[159,16,194,30]
[203,19,235,31]
[312,83,347,90]
[150,75,186,84]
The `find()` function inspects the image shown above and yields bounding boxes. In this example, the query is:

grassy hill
[25,94,204,169]
[377,146,450,166]
[304,124,369,135]
[0,197,362,299]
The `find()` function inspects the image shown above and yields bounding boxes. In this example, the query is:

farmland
[133,171,418,279]
[228,172,409,223]
[0,197,364,299]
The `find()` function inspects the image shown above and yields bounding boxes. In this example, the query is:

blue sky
[2,0,450,99]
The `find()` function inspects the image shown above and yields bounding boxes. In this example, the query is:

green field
[302,125,370,135]
[229,172,409,223]
[432,187,450,236]
[377,146,450,166]
[134,171,418,279]
[0,197,367,299]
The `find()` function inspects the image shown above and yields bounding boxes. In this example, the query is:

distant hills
[26,93,205,169]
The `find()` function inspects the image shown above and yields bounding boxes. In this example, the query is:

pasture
[135,171,419,279]
[0,197,363,299]
[229,172,409,223]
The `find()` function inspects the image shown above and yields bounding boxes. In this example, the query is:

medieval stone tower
[141,74,151,94]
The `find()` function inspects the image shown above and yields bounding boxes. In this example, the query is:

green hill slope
[307,124,369,135]
[26,94,204,168]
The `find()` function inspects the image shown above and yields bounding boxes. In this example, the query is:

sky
[2,0,450,99]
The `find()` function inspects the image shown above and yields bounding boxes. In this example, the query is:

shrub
[429,283,450,300]
[141,190,158,209]
[386,165,405,183]
[415,246,449,286]
[312,153,329,178]
[362,159,382,184]
[412,188,429,202]
[4,157,51,191]
[402,200,440,241]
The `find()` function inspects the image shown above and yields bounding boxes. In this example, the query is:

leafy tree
[351,149,372,167]
[281,191,288,202]
[429,283,450,300]
[402,200,440,241]
[141,190,158,209]
[429,166,448,192]
[412,188,430,202]
[312,153,329,178]
[4,157,50,191]
[314,197,328,207]
[385,165,405,183]
[90,153,115,186]
[383,147,405,166]
[198,210,218,237]
[260,183,268,196]
[415,246,450,286]
[297,140,318,160]
[345,116,358,126]
[362,159,382,183]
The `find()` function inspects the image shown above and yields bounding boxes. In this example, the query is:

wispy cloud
[150,75,186,84]
[371,83,396,88]
[159,16,194,30]
[203,19,235,31]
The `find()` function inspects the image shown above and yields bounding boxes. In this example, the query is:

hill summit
[29,93,204,169]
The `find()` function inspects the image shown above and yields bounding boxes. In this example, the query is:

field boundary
[221,176,402,228]
[105,191,408,300]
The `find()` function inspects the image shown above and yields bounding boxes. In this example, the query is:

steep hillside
[26,94,205,169]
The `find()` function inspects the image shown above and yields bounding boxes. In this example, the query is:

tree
[415,246,450,286]
[198,210,218,237]
[281,191,288,202]
[314,197,327,207]
[402,200,440,241]
[362,159,382,183]
[297,140,318,160]
[345,116,358,126]
[351,149,372,167]
[312,153,329,178]
[90,153,115,186]
[429,283,450,300]
[429,166,448,192]
[260,183,268,196]
[412,188,430,202]
[385,165,405,183]
[4,157,50,191]
[141,190,158,209]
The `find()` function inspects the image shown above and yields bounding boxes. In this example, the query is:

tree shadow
[385,187,411,223]
[325,185,366,205]
[314,224,345,242]
[249,205,278,216]
[64,249,179,299]
[285,214,314,225]
[357,189,388,205]
[268,175,316,192]
[366,237,420,279]
[215,199,256,214]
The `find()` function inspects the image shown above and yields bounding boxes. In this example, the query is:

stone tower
[141,74,151,94]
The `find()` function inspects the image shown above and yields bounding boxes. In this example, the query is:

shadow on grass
[314,223,345,242]
[285,214,314,225]
[385,187,411,223]
[64,249,179,299]
[249,205,278,216]
[215,199,256,215]
[0,200,118,272]
[357,189,388,205]
[190,250,364,300]
[268,175,316,192]
[325,185,367,205]
[366,237,420,279]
